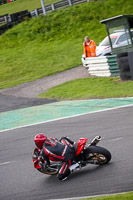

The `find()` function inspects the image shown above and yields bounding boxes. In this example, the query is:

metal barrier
[0,10,31,35]
[0,0,101,34]
[30,0,97,17]
[0,14,8,24]
[81,55,120,77]
[0,0,100,23]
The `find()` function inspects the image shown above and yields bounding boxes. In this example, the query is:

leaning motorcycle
[32,136,111,176]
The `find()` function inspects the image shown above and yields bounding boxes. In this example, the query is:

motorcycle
[32,136,111,176]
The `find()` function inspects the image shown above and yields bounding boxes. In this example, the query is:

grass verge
[0,39,82,88]
[81,192,133,200]
[38,77,133,100]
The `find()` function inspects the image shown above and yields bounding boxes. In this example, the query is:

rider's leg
[57,160,71,181]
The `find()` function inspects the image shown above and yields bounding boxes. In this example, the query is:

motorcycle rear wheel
[83,146,111,165]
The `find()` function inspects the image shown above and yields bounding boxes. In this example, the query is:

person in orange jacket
[83,36,96,58]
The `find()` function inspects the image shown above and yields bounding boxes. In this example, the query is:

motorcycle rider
[34,133,76,181]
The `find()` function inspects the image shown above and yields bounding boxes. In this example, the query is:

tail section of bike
[75,138,88,156]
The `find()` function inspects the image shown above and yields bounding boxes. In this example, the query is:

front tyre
[37,167,58,175]
[83,146,111,165]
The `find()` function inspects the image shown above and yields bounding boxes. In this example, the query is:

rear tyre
[83,146,111,165]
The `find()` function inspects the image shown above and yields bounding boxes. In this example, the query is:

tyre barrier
[81,55,120,77]
[117,52,133,81]
[0,10,31,35]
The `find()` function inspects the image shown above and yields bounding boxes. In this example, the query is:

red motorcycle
[32,136,111,175]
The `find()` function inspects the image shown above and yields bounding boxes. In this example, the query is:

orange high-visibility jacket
[83,40,96,58]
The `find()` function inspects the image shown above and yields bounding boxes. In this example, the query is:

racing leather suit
[40,136,75,180]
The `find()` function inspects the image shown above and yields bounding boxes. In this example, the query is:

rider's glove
[38,156,44,163]
[38,157,50,170]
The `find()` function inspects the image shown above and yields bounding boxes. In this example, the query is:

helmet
[34,133,47,149]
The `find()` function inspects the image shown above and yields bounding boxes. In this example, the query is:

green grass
[0,39,82,88]
[81,192,133,200]
[0,0,60,15]
[0,0,133,89]
[38,77,133,99]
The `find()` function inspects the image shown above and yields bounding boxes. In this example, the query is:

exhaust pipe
[90,136,101,146]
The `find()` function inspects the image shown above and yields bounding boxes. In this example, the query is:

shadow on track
[40,163,113,184]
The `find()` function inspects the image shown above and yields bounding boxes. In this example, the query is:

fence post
[34,9,39,17]
[7,14,12,23]
[68,0,72,6]
[4,16,8,23]
[40,0,46,15]
[51,4,55,10]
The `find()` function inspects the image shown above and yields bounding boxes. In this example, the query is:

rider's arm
[60,136,74,145]
[40,148,50,165]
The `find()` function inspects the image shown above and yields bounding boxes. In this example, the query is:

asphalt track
[0,105,133,200]
[0,93,56,112]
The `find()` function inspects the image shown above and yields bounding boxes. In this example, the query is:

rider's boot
[69,163,80,172]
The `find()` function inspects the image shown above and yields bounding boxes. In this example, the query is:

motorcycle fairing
[33,159,41,169]
[75,138,88,156]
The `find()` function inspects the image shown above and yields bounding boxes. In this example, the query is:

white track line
[0,161,18,166]
[0,103,133,133]
[50,191,133,200]
[0,162,11,166]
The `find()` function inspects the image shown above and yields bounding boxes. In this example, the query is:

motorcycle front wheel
[83,146,111,165]
[37,167,58,175]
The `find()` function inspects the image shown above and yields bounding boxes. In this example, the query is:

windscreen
[108,25,132,48]
[100,36,117,46]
